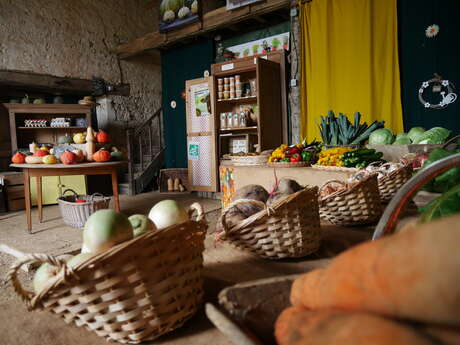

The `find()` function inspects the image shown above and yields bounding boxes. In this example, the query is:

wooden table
[10,162,126,233]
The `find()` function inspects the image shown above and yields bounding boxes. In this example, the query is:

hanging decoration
[418,74,457,109]
[425,24,440,38]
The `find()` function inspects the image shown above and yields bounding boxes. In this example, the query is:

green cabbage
[407,127,426,142]
[413,127,451,144]
[393,133,412,145]
[368,128,395,145]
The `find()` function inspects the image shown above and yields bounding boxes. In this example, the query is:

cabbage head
[393,133,412,145]
[368,128,395,145]
[407,127,426,142]
[413,127,451,144]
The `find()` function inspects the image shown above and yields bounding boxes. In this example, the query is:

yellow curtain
[300,0,404,141]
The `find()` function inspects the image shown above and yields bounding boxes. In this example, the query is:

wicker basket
[57,189,111,228]
[267,161,310,168]
[220,187,321,259]
[158,168,189,193]
[319,175,382,226]
[227,154,270,166]
[376,163,414,202]
[8,203,207,344]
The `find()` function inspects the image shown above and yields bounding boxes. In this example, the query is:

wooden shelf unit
[211,51,284,156]
[2,104,92,152]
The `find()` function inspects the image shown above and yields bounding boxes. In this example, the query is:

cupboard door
[185,77,218,192]
[256,58,283,151]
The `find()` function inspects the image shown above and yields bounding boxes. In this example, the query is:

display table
[11,161,126,233]
[219,162,358,208]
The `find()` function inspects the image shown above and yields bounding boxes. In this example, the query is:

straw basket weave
[319,175,382,226]
[8,204,207,344]
[57,189,111,228]
[220,187,321,259]
[376,163,414,202]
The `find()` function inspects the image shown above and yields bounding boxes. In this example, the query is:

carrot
[275,307,437,345]
[290,214,460,326]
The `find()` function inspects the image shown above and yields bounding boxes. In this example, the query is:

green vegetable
[421,148,460,193]
[419,184,460,223]
[281,158,291,162]
[413,127,451,145]
[368,128,395,145]
[301,151,312,162]
[407,127,426,142]
[318,110,385,146]
[393,134,412,145]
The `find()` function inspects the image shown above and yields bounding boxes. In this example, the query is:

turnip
[148,200,189,230]
[82,210,133,254]
[128,214,157,237]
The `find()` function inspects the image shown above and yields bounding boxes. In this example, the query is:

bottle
[173,178,180,191]
[85,127,95,161]
[29,141,38,153]
[167,178,174,192]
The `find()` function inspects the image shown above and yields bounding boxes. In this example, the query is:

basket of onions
[7,200,207,344]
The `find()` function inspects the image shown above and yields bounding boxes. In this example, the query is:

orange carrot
[275,307,437,345]
[290,214,460,326]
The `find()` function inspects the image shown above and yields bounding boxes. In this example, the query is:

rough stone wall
[0,0,161,126]
[289,12,301,144]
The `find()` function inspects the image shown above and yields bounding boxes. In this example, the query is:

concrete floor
[0,191,385,345]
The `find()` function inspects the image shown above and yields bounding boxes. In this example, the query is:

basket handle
[220,199,267,233]
[89,193,105,202]
[366,161,384,169]
[6,254,68,310]
[188,202,205,221]
[61,189,78,198]
[372,152,460,240]
[442,134,460,150]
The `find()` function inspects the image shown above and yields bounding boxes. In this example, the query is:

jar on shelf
[232,113,239,128]
[223,90,230,99]
[220,113,227,129]
[218,78,223,85]
[226,113,233,128]
[238,112,247,127]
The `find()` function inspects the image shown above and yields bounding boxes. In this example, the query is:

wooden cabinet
[211,52,284,156]
[2,103,92,152]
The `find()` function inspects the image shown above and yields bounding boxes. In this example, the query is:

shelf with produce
[17,126,87,130]
[220,126,258,133]
[217,96,257,103]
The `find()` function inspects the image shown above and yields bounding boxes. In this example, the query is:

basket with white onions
[8,200,207,344]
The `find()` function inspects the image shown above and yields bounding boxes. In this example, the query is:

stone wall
[0,0,162,128]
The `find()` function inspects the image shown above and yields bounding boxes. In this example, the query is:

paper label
[221,63,234,71]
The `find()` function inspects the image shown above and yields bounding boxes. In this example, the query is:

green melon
[57,134,73,145]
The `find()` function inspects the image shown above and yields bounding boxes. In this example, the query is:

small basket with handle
[319,175,382,226]
[57,189,111,228]
[7,203,207,344]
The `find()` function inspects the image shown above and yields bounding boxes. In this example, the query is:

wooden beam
[0,70,130,96]
[116,0,291,59]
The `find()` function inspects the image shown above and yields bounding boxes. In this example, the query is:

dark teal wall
[398,0,460,135]
[161,38,214,168]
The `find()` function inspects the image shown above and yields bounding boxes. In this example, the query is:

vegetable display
[316,147,354,166]
[129,214,157,237]
[148,199,189,230]
[368,128,395,145]
[413,127,451,144]
[288,214,460,325]
[421,148,460,193]
[268,140,320,163]
[340,148,383,168]
[318,111,384,146]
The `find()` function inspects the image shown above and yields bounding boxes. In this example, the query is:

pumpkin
[25,156,44,164]
[33,149,49,157]
[60,150,78,165]
[11,152,26,164]
[58,134,73,145]
[96,130,110,143]
[93,149,111,162]
[72,149,85,163]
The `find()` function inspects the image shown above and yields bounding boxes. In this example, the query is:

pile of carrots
[275,214,460,345]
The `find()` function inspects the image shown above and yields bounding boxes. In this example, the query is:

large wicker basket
[8,204,207,344]
[376,163,414,202]
[219,187,321,259]
[57,189,111,228]
[319,175,382,226]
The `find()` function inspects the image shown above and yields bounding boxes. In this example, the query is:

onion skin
[129,214,157,237]
[82,210,133,254]
[33,263,58,294]
[148,200,189,230]
[66,253,94,268]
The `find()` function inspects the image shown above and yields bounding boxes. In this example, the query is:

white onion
[82,209,133,254]
[148,200,189,230]
[66,253,94,269]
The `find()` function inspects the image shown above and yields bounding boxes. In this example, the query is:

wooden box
[0,171,25,211]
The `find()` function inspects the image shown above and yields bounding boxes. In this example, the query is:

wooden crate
[0,171,25,211]
[158,168,189,193]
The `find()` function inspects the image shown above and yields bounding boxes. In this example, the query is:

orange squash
[96,130,110,143]
[60,150,78,165]
[11,152,26,164]
[93,149,111,162]
[33,149,49,157]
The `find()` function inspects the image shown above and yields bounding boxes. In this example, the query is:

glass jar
[220,113,227,128]
[232,113,239,128]
[239,112,247,127]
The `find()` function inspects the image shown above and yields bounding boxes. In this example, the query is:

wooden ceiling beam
[116,0,291,59]
[0,70,130,96]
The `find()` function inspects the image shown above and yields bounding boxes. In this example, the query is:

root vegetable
[290,214,460,326]
[82,210,133,254]
[267,178,303,206]
[33,263,58,294]
[129,214,157,237]
[148,200,189,230]
[275,307,437,345]
[66,253,94,268]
